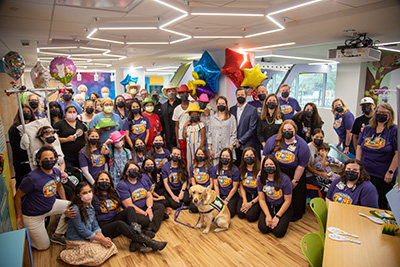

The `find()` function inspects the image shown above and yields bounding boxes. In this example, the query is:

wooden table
[323,202,400,267]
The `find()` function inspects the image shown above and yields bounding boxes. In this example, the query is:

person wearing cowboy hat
[142,97,162,150]
[172,84,193,161]
[89,97,124,144]
[126,82,140,97]
[182,103,206,166]
[160,82,181,151]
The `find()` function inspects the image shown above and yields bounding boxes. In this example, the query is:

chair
[301,233,324,267]
[306,184,324,199]
[309,197,328,243]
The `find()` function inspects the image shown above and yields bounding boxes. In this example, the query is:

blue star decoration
[194,51,221,94]
[120,74,138,87]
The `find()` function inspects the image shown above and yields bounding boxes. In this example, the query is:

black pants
[234,148,243,167]
[14,163,31,190]
[166,189,191,210]
[258,203,293,238]
[221,192,240,218]
[136,202,165,232]
[282,168,306,221]
[236,192,261,222]
[370,176,395,209]
[99,207,139,240]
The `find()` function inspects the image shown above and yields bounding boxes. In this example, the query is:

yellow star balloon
[241,64,267,88]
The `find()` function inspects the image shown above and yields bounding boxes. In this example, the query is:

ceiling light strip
[39,46,78,50]
[191,13,264,16]
[376,41,400,46]
[153,0,188,14]
[160,27,191,38]
[80,46,110,52]
[98,27,158,30]
[126,42,169,45]
[193,36,243,39]
[268,0,322,16]
[87,28,98,38]
[378,47,400,53]
[266,15,285,29]
[88,37,125,44]
[244,42,296,51]
[39,51,70,56]
[160,13,188,28]
[170,37,191,44]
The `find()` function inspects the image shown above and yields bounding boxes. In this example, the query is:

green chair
[301,233,324,267]
[310,197,327,244]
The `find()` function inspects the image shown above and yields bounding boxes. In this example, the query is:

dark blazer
[160,98,181,143]
[230,103,259,150]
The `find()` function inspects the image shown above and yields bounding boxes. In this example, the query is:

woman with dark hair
[356,103,398,209]
[93,171,167,252]
[78,100,95,126]
[89,92,100,101]
[162,147,191,209]
[212,148,240,218]
[124,98,150,149]
[326,159,378,208]
[49,101,64,126]
[257,93,285,149]
[9,104,36,189]
[292,102,324,143]
[262,120,310,221]
[60,182,118,265]
[150,133,170,173]
[237,147,261,222]
[14,145,69,250]
[79,128,107,185]
[113,95,128,125]
[117,161,165,235]
[131,137,150,169]
[54,104,87,168]
[258,155,293,238]
[331,98,355,154]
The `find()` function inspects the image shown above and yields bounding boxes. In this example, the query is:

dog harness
[199,196,225,214]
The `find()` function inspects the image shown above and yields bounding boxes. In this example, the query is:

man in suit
[230,87,260,166]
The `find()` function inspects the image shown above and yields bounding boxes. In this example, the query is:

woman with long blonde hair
[331,98,355,154]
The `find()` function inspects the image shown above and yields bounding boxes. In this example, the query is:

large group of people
[9,83,397,266]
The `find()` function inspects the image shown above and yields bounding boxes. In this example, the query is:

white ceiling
[0,0,399,71]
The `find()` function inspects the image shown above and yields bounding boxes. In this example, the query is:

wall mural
[70,72,115,99]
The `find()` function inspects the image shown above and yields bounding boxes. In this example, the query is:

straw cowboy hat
[127,82,141,95]
[185,103,204,114]
[162,82,178,98]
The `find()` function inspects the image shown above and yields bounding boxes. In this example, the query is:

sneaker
[163,213,170,220]
[51,234,66,245]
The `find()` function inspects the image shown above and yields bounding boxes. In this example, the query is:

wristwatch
[250,201,254,205]
[293,179,299,183]
[388,170,394,174]
[147,206,152,209]
[276,214,281,219]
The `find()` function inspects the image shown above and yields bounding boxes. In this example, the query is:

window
[297,73,324,106]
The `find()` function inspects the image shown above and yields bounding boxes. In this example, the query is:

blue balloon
[193,51,221,94]
[120,74,138,87]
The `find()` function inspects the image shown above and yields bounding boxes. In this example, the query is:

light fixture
[126,42,169,45]
[77,72,82,81]
[160,27,191,38]
[39,46,78,50]
[38,51,70,56]
[79,46,110,52]
[153,0,188,14]
[193,36,243,39]
[268,0,322,16]
[88,37,125,44]
[87,28,98,38]
[265,15,285,29]
[159,13,188,28]
[94,72,99,81]
[376,41,400,46]
[191,13,264,17]
[243,42,296,51]
[378,47,400,53]
[98,27,158,30]
[170,37,192,44]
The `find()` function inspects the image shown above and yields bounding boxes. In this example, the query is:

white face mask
[102,93,109,98]
[114,140,124,148]
[103,106,113,114]
[145,106,154,113]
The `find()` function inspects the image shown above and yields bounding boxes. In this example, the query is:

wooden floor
[33,206,318,267]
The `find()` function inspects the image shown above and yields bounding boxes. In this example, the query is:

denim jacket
[66,204,101,241]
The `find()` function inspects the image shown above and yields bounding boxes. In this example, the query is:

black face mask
[199,102,207,110]
[217,105,226,112]
[267,102,277,109]
[98,181,110,190]
[335,106,343,113]
[50,109,60,117]
[85,107,94,114]
[244,157,255,165]
[220,157,230,165]
[128,169,139,179]
[153,142,163,149]
[132,108,140,114]
[180,94,188,102]
[135,145,145,152]
[41,159,56,170]
[313,138,323,146]
[282,131,294,140]
[281,92,289,98]
[116,101,125,108]
[264,166,276,174]
[29,101,38,109]
[304,110,312,118]
[171,155,180,162]
[152,95,159,102]
[362,105,372,115]
[144,166,154,173]
[237,96,246,104]
[258,94,266,101]
[191,116,200,122]
[345,170,359,181]
[63,94,72,102]
[23,112,32,121]
[196,156,204,162]
[45,136,56,144]
[376,113,388,123]
[89,138,99,145]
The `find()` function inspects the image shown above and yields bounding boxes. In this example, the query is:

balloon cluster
[192,51,221,99]
[221,48,253,88]
[241,64,268,88]
[2,51,25,82]
[50,57,76,86]
[31,61,51,88]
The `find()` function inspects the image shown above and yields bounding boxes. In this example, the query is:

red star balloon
[221,48,253,88]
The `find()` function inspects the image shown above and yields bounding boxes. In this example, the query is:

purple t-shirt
[257,174,292,205]
[135,152,151,169]
[278,97,301,120]
[116,178,150,210]
[190,164,213,188]
[162,161,182,191]
[123,116,151,142]
[358,125,398,178]
[263,134,310,169]
[154,149,170,170]
[211,165,240,197]
[249,100,263,117]
[326,177,379,208]
[242,170,259,195]
[79,148,106,179]
[19,168,62,216]
[141,173,156,194]
[93,194,119,222]
[333,111,355,141]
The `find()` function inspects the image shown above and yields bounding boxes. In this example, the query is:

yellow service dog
[189,185,230,234]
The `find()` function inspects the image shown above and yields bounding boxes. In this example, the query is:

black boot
[130,222,142,233]
[143,226,156,238]
[133,233,167,251]
[129,241,153,253]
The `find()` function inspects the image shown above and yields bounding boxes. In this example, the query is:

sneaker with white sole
[51,234,66,245]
